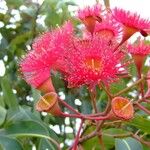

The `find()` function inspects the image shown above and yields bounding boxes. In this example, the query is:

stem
[79,130,98,143]
[143,99,150,103]
[61,112,109,120]
[79,131,132,144]
[72,120,84,150]
[61,112,82,119]
[89,87,106,149]
[104,120,122,126]
[97,93,111,150]
[103,0,110,8]
[78,92,112,145]
[100,83,113,99]
[89,88,98,113]
[96,0,99,4]
[138,72,145,99]
[104,133,132,138]
[98,134,105,150]
[58,98,81,115]
[135,102,150,115]
[114,77,145,97]
[132,134,150,147]
[31,2,44,40]
[87,111,108,117]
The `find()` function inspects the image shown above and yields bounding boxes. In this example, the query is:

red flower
[94,14,122,41]
[112,8,150,44]
[64,37,124,88]
[127,40,150,74]
[78,4,103,33]
[20,21,73,88]
[32,32,51,54]
[113,8,150,31]
[128,40,150,55]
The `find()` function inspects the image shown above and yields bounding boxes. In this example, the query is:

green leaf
[143,144,150,150]
[0,37,8,51]
[0,96,5,107]
[38,139,55,150]
[81,99,92,114]
[128,62,137,77]
[115,137,143,150]
[2,120,59,149]
[0,144,3,150]
[127,115,150,133]
[0,106,7,126]
[6,106,40,125]
[6,0,24,8]
[82,126,115,150]
[110,79,126,94]
[65,1,77,6]
[1,76,18,110]
[31,88,41,117]
[4,120,49,136]
[0,135,23,150]
[5,106,58,138]
[9,32,31,52]
[103,128,130,136]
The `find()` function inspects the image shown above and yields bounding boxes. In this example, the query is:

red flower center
[85,57,103,72]
[96,29,114,38]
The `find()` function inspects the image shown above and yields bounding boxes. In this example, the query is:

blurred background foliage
[0,0,150,150]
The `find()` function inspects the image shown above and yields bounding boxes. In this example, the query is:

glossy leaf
[82,126,115,150]
[1,76,18,110]
[2,120,59,149]
[0,135,23,150]
[38,138,56,150]
[127,115,150,133]
[6,0,24,8]
[115,137,143,150]
[103,128,131,136]
[0,96,5,107]
[0,106,7,126]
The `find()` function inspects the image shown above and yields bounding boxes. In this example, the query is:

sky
[76,0,150,18]
[0,0,150,76]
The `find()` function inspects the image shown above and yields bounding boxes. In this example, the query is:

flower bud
[37,77,55,94]
[36,92,62,116]
[119,26,137,46]
[132,54,145,75]
[109,97,134,120]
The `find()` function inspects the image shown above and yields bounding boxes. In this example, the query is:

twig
[96,0,100,4]
[58,98,81,115]
[104,133,132,138]
[89,88,98,113]
[103,0,110,8]
[61,112,109,120]
[79,130,98,143]
[135,102,150,115]
[114,77,145,97]
[99,83,113,99]
[137,72,145,99]
[31,2,44,40]
[132,134,150,147]
[72,120,84,150]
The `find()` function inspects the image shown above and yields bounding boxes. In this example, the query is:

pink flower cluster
[20,4,150,90]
